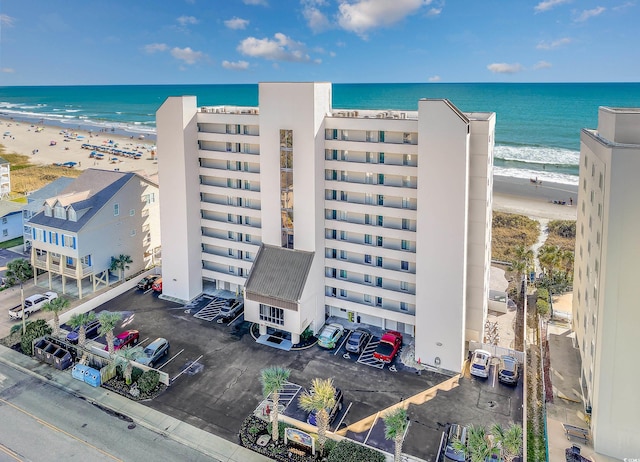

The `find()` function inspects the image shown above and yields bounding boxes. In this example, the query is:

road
[0,362,215,462]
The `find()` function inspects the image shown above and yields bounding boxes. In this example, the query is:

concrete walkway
[0,345,271,462]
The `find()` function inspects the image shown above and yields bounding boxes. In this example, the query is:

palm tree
[491,423,522,462]
[510,244,533,300]
[5,258,33,335]
[67,311,97,346]
[98,311,123,356]
[298,378,336,455]
[111,345,144,385]
[42,296,70,337]
[452,424,491,462]
[260,366,290,442]
[383,407,408,462]
[538,245,561,277]
[110,254,132,282]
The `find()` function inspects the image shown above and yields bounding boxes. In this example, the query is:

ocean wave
[494,144,579,167]
[494,166,579,186]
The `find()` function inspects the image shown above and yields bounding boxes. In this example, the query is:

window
[403,154,411,166]
[379,131,385,142]
[599,172,603,189]
[245,216,251,225]
[341,191,347,201]
[402,197,410,209]
[259,304,284,326]
[365,152,372,163]
[2,229,7,237]
[44,204,52,217]
[54,205,66,219]
[376,277,382,287]
[378,173,384,185]
[245,234,251,243]
[376,256,383,267]
[129,209,135,216]
[364,274,372,284]
[114,203,120,216]
[365,214,371,225]
[364,234,372,245]
[401,281,408,291]
[331,249,337,259]
[68,209,77,222]
[228,231,235,240]
[377,215,383,227]
[377,236,383,246]
[400,302,408,311]
[340,230,347,240]
[144,193,156,204]
[340,250,347,260]
[402,219,409,230]
[339,269,347,279]
[364,294,371,303]
[401,261,409,271]
[228,213,233,222]
[401,240,409,250]
[1,217,6,224]
[403,133,411,144]
[340,289,347,298]
[377,195,384,206]
[376,296,382,307]
[364,254,372,264]
[229,266,234,274]
[228,248,234,256]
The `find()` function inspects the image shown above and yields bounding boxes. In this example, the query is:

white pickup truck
[8,292,58,320]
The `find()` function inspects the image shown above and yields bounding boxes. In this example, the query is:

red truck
[373,330,403,363]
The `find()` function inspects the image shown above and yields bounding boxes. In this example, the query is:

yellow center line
[0,442,22,461]
[0,398,123,462]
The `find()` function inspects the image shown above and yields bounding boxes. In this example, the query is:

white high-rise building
[572,107,640,459]
[156,82,495,373]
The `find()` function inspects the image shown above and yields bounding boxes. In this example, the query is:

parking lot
[78,286,523,461]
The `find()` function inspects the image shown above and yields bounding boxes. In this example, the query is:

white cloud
[243,0,268,5]
[177,15,198,26]
[1,67,15,73]
[143,43,168,53]
[337,0,429,37]
[302,0,331,32]
[0,14,15,26]
[574,6,606,22]
[238,33,311,62]
[536,37,572,49]
[487,62,524,74]
[222,60,250,70]
[613,2,634,11]
[534,61,552,69]
[427,7,442,16]
[329,51,336,57]
[428,75,441,82]
[225,17,249,30]
[534,0,571,13]
[170,47,204,64]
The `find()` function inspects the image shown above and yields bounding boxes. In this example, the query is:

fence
[468,340,524,363]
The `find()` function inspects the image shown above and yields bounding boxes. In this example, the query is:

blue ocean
[2,82,640,185]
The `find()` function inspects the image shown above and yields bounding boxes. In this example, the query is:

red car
[105,330,140,351]
[152,277,163,293]
[373,330,403,363]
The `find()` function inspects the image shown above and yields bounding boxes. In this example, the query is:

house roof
[0,199,23,217]
[0,157,8,165]
[24,177,75,214]
[244,244,314,303]
[28,169,140,233]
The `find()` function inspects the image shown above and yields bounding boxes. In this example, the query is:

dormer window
[44,204,52,217]
[68,209,77,222]
[54,205,66,219]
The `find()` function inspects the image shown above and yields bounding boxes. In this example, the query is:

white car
[470,349,492,378]
[8,291,58,319]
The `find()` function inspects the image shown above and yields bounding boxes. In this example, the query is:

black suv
[306,388,344,426]
[137,275,159,290]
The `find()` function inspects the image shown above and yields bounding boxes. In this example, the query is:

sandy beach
[0,117,159,178]
[0,116,578,222]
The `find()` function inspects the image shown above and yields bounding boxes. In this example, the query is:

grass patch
[492,212,540,262]
[545,220,576,252]
[0,236,23,249]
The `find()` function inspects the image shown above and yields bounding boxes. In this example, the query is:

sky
[0,0,638,86]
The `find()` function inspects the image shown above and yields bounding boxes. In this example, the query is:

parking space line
[334,401,352,431]
[157,348,184,370]
[193,298,226,322]
[227,312,244,326]
[357,339,385,369]
[171,354,204,383]
[334,330,351,355]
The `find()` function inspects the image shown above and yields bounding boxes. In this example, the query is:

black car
[66,319,101,344]
[306,388,344,426]
[137,275,160,290]
[346,329,371,354]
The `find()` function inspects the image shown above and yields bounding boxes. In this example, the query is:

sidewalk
[0,345,271,462]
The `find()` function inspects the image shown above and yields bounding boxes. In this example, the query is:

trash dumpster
[34,339,49,361]
[72,364,90,382]
[44,342,58,364]
[84,367,102,387]
[53,348,72,370]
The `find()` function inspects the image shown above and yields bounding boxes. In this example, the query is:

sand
[0,117,159,178]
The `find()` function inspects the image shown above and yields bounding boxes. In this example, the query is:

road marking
[334,330,351,355]
[171,354,204,383]
[334,401,352,431]
[0,442,21,461]
[0,398,123,461]
[157,348,184,370]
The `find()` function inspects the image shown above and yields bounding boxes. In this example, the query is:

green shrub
[20,320,52,355]
[137,370,160,394]
[131,367,144,382]
[301,326,314,342]
[327,440,385,462]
